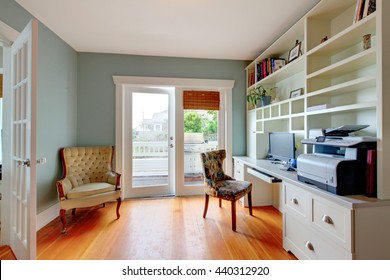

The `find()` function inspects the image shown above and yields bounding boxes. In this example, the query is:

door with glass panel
[10,19,38,260]
[125,87,175,198]
[179,90,225,195]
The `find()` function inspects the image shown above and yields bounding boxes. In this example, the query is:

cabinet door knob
[322,215,334,225]
[305,241,315,252]
[291,197,298,205]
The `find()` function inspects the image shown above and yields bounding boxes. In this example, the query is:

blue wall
[1,0,248,214]
[0,0,78,213]
[77,53,248,156]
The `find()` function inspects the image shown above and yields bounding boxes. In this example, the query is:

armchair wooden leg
[60,209,67,234]
[231,201,236,231]
[203,194,209,218]
[219,198,222,208]
[116,197,121,219]
[248,191,253,216]
[72,208,76,215]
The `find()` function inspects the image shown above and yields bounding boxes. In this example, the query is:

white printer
[297,125,377,196]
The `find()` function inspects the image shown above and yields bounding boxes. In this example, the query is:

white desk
[233,156,390,260]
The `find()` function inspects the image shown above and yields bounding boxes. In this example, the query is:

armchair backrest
[200,150,227,182]
[60,146,114,188]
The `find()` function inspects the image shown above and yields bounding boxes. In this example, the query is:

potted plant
[246,85,273,108]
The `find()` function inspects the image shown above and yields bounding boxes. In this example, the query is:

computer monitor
[267,132,296,162]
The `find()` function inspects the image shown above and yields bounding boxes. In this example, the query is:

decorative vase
[261,96,271,107]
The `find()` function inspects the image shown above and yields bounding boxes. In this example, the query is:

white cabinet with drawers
[282,180,390,260]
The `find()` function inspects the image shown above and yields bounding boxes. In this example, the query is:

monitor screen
[268,132,296,162]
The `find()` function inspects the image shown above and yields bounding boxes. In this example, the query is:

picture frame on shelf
[290,88,303,98]
[288,41,301,63]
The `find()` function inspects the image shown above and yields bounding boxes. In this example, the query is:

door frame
[113,76,234,199]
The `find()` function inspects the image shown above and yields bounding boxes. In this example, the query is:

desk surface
[233,156,390,208]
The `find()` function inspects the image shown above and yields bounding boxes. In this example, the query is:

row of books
[247,69,255,86]
[256,58,286,82]
[353,0,376,23]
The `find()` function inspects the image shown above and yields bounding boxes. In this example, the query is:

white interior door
[124,87,175,198]
[9,19,37,260]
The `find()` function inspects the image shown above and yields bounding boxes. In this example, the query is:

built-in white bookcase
[245,0,389,199]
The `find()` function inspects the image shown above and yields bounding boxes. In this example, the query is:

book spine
[366,149,377,197]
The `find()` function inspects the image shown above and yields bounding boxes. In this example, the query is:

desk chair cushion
[204,179,252,201]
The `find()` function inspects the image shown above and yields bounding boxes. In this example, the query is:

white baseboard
[37,202,60,231]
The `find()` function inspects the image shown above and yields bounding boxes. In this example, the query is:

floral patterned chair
[200,150,252,231]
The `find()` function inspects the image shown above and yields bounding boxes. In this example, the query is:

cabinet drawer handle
[322,215,334,225]
[291,197,298,205]
[305,241,315,252]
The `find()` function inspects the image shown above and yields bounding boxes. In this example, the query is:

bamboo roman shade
[183,91,220,110]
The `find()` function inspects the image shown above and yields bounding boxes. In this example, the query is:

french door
[114,76,234,199]
[9,19,38,260]
[124,87,175,198]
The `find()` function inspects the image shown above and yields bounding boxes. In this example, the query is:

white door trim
[113,76,234,199]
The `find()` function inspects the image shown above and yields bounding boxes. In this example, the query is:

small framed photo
[288,42,301,63]
[290,88,303,98]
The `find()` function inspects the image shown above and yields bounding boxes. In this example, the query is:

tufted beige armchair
[56,146,121,233]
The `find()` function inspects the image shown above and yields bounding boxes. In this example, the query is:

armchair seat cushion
[66,182,116,199]
[204,180,252,201]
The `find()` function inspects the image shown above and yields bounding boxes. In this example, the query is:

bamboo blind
[183,91,220,110]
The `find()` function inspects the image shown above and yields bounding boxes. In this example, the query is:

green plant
[246,85,275,107]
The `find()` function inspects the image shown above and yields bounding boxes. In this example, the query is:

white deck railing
[133,141,218,175]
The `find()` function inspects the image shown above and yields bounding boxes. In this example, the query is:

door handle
[16,158,46,167]
[17,159,30,167]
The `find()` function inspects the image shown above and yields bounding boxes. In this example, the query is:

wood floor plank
[1,196,297,260]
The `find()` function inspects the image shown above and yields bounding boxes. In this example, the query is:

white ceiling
[15,0,320,60]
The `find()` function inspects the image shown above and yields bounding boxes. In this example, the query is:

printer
[297,125,377,196]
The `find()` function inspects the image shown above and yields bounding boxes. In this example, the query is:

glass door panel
[184,110,219,186]
[128,88,175,198]
[133,92,169,187]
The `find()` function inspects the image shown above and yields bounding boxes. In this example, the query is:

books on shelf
[248,69,255,86]
[353,0,376,23]
[256,58,286,82]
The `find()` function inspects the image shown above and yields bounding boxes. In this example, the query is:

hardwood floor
[2,196,297,260]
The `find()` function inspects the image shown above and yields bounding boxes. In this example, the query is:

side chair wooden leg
[231,201,236,231]
[248,191,253,216]
[116,197,121,219]
[203,194,209,218]
[60,209,67,234]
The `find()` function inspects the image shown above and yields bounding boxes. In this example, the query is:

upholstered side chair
[200,150,252,231]
[56,146,121,233]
